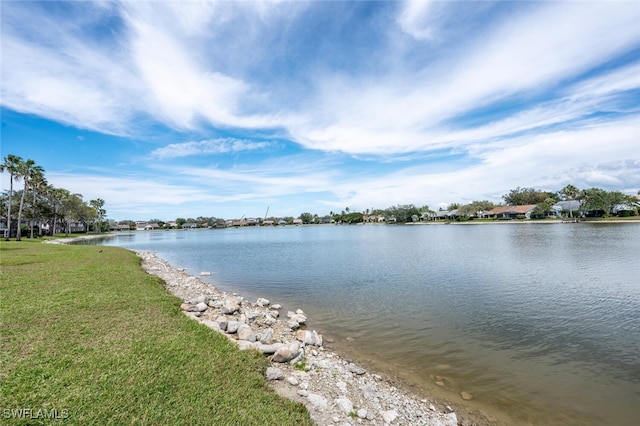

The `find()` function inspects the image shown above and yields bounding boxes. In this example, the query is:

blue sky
[1,0,639,221]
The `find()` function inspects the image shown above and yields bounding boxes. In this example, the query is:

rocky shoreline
[135,249,470,426]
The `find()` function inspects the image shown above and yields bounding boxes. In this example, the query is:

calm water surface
[99,223,640,425]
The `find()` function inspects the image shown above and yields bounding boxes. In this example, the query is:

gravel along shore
[134,249,487,426]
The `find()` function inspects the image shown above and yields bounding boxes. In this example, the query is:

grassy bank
[0,240,312,425]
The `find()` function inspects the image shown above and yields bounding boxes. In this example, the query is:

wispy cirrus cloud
[151,138,276,159]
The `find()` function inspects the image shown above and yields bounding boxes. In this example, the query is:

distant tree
[532,197,556,219]
[503,187,552,205]
[89,198,106,233]
[175,218,186,228]
[581,188,630,217]
[299,212,314,224]
[447,203,460,211]
[342,212,363,224]
[386,204,420,223]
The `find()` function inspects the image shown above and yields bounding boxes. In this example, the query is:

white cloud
[289,1,640,155]
[396,0,439,40]
[151,138,275,159]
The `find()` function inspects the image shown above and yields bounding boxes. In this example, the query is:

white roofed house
[135,221,160,231]
[551,200,582,218]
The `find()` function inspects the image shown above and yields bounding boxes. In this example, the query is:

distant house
[421,212,436,221]
[612,202,640,215]
[135,221,160,231]
[293,218,303,225]
[487,205,538,219]
[263,219,275,226]
[183,222,198,229]
[0,217,7,238]
[433,210,457,221]
[551,201,581,217]
[109,223,131,231]
[69,222,86,232]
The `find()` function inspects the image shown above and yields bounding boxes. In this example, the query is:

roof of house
[552,200,581,211]
[487,204,538,215]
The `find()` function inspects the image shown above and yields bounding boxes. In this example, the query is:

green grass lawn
[0,240,312,425]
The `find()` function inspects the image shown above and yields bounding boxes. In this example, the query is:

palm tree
[16,159,42,240]
[29,167,47,238]
[559,184,580,218]
[0,154,24,240]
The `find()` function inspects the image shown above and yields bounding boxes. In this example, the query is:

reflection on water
[96,224,640,425]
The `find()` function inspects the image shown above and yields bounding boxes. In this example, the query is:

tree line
[0,154,106,240]
[126,183,639,229]
[502,185,638,218]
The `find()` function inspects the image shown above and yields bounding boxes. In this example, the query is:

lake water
[96,223,640,425]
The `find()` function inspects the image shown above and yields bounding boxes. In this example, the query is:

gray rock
[271,304,281,310]
[286,376,299,386]
[265,367,284,381]
[334,397,353,414]
[272,342,301,363]
[180,303,195,311]
[297,389,309,397]
[236,341,258,351]
[222,298,240,314]
[195,295,208,304]
[256,297,270,307]
[336,381,348,394]
[226,320,240,334]
[361,384,379,400]
[263,314,277,325]
[347,363,366,375]
[307,393,328,410]
[215,316,228,331]
[256,343,283,354]
[357,408,368,419]
[194,302,208,312]
[260,328,274,344]
[296,329,323,346]
[382,409,398,424]
[287,319,300,330]
[237,324,256,342]
[317,359,333,369]
[200,320,221,331]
